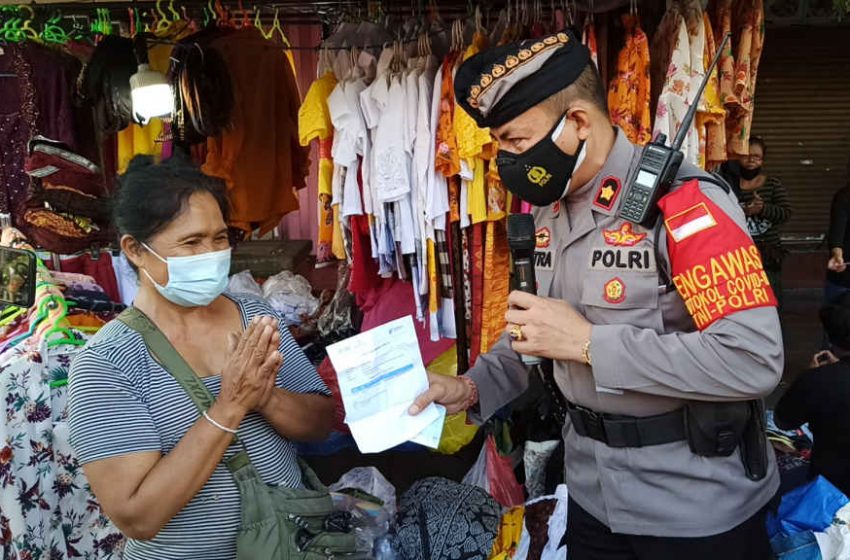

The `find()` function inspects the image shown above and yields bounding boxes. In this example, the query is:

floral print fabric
[608,14,652,145]
[0,340,124,559]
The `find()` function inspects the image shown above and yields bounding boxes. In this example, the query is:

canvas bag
[117,307,360,560]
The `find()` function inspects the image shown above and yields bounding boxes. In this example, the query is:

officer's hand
[504,291,592,363]
[409,373,470,416]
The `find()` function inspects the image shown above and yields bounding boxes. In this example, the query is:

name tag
[535,250,554,271]
[588,248,656,273]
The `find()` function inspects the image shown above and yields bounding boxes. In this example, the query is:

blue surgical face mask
[141,243,231,307]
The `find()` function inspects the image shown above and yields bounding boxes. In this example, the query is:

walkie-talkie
[619,33,731,227]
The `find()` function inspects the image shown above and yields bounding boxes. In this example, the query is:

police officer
[410,30,782,559]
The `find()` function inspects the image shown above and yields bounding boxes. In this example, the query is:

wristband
[203,410,238,435]
[459,376,479,411]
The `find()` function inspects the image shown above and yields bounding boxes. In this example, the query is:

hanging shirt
[726,0,765,157]
[203,29,309,235]
[697,12,727,169]
[583,19,599,69]
[298,71,339,264]
[652,7,701,166]
[607,14,652,146]
[0,339,125,559]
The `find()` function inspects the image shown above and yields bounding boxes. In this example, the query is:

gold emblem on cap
[527,166,552,187]
[492,64,506,77]
[480,74,493,87]
[543,35,559,45]
[557,32,569,42]
[531,42,544,53]
[518,49,532,60]
[506,55,519,68]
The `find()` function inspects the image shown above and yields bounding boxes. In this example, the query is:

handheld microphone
[507,214,543,366]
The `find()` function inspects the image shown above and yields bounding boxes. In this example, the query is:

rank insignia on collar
[593,176,621,212]
[603,277,626,304]
[603,222,647,247]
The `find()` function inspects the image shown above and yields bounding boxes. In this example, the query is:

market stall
[0,0,793,558]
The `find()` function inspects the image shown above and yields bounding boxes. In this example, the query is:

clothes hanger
[156,0,172,32]
[19,6,40,42]
[40,12,69,45]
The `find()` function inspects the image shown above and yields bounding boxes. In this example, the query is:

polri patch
[593,176,622,211]
[589,247,656,273]
[603,278,626,304]
[603,222,647,247]
[658,180,777,330]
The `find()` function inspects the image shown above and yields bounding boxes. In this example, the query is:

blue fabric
[767,476,849,538]
[770,531,822,560]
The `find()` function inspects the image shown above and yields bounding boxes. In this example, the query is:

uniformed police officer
[410,29,782,559]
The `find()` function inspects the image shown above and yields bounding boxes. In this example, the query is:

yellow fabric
[298,72,338,147]
[489,506,525,559]
[116,29,181,173]
[428,346,479,455]
[332,205,346,260]
[480,220,509,354]
[454,34,492,162]
[427,239,439,316]
[697,12,727,169]
[469,159,488,225]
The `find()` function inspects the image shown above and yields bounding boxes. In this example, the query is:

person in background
[736,136,792,304]
[775,292,850,497]
[68,155,334,560]
[826,155,850,303]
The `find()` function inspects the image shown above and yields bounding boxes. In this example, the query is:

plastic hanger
[19,6,40,42]
[156,0,172,32]
[168,0,181,25]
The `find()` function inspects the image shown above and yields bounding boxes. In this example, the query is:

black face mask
[740,166,762,181]
[496,115,586,207]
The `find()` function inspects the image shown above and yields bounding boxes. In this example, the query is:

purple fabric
[23,43,79,150]
[0,46,37,218]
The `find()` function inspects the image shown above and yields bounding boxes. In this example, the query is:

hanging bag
[117,307,361,560]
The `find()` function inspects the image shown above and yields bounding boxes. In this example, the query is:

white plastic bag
[329,467,397,518]
[228,270,263,298]
[262,270,320,325]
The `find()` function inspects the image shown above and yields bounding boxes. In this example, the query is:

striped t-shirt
[68,294,329,560]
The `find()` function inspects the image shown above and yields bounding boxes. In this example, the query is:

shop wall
[752,25,850,237]
[278,24,323,250]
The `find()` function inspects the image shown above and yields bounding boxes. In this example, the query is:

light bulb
[129,64,173,123]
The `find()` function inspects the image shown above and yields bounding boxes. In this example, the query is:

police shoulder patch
[593,176,622,211]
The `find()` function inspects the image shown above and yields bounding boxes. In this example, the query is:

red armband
[657,180,777,331]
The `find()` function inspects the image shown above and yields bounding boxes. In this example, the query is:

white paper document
[326,315,446,453]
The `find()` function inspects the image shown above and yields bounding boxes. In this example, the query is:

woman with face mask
[67,154,334,560]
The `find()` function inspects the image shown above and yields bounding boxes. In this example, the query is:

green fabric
[117,308,359,560]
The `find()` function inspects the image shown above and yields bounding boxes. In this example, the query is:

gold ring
[509,324,524,342]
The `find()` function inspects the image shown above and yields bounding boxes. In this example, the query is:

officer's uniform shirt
[466,130,783,537]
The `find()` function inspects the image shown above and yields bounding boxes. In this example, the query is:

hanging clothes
[726,0,765,157]
[651,5,701,166]
[697,11,728,169]
[607,14,652,146]
[299,71,339,265]
[582,18,599,69]
[202,28,309,235]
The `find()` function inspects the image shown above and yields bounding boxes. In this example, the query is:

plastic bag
[767,476,850,538]
[524,440,560,500]
[227,270,263,298]
[262,270,320,325]
[329,467,397,518]
[463,434,525,508]
[318,263,358,343]
[428,346,479,454]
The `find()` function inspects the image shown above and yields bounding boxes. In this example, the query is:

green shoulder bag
[117,308,361,560]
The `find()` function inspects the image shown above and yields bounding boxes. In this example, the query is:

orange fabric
[428,239,440,317]
[583,19,599,68]
[202,29,309,235]
[67,313,106,329]
[480,219,510,354]
[607,14,652,145]
[436,53,462,179]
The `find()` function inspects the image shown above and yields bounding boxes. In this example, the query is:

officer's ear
[566,105,593,143]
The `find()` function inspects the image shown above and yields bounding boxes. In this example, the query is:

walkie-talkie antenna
[671,32,731,151]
